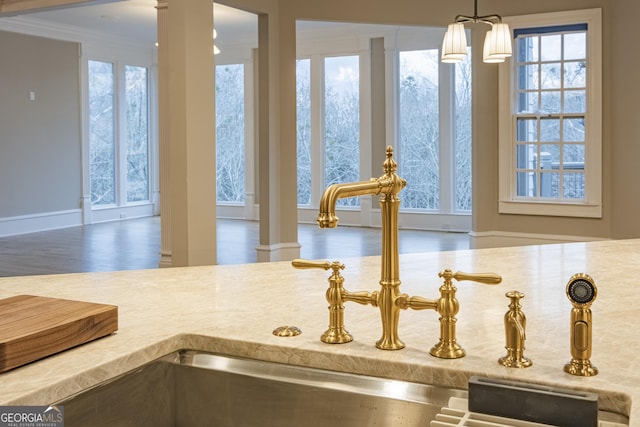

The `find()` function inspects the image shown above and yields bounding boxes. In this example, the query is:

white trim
[470,229,609,249]
[90,203,155,224]
[498,8,602,218]
[217,204,245,219]
[0,210,82,237]
[0,16,154,51]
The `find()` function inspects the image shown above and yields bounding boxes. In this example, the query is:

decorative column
[157,0,217,267]
[255,10,300,262]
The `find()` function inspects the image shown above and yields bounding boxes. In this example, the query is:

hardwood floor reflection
[0,217,470,277]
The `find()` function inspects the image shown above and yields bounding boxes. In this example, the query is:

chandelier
[441,0,512,63]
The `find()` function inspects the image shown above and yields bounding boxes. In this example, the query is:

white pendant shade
[440,0,511,65]
[441,23,467,63]
[483,29,505,63]
[486,22,512,59]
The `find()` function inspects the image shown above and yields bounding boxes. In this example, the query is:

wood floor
[0,217,470,277]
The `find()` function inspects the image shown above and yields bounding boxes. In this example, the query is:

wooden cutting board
[0,295,118,373]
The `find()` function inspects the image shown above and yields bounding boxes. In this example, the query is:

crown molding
[0,0,108,16]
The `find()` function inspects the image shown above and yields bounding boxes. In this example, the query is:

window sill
[498,200,602,218]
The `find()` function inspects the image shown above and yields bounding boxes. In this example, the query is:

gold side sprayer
[564,273,598,376]
[292,146,502,357]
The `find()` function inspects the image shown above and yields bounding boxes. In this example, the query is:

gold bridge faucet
[292,146,502,358]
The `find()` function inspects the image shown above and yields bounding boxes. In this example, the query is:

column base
[256,242,301,262]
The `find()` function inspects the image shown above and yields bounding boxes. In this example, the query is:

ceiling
[10,0,259,47]
[5,1,398,51]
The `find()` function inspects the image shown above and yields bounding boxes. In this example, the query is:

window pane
[517,118,538,142]
[516,144,537,169]
[516,171,536,197]
[296,59,312,206]
[325,56,360,207]
[517,92,539,114]
[563,144,585,163]
[517,64,539,90]
[398,49,439,210]
[540,118,560,142]
[216,64,245,202]
[563,90,586,113]
[564,61,586,88]
[125,65,149,203]
[564,33,586,60]
[540,63,561,89]
[563,172,584,199]
[540,91,561,113]
[540,144,560,165]
[517,36,538,62]
[454,53,472,212]
[88,60,115,206]
[540,171,559,197]
[563,118,585,142]
[540,34,562,61]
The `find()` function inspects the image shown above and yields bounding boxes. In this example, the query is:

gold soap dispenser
[499,290,532,368]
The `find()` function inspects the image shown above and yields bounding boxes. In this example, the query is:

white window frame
[213,48,256,221]
[296,34,372,226]
[82,53,158,224]
[498,8,602,218]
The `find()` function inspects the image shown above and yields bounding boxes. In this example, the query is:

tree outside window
[324,55,360,207]
[215,64,245,203]
[88,60,116,206]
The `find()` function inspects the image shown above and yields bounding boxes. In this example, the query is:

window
[215,63,246,203]
[399,49,440,210]
[324,55,360,207]
[88,60,116,205]
[296,58,312,206]
[125,65,149,203]
[397,43,472,214]
[454,56,472,212]
[295,27,472,230]
[498,9,601,217]
[88,60,151,208]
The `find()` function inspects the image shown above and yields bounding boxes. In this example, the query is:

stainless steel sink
[55,351,629,427]
[55,350,467,427]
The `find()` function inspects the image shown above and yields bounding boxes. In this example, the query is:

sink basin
[55,350,629,427]
[55,350,466,426]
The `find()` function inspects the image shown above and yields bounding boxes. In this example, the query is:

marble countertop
[0,239,638,424]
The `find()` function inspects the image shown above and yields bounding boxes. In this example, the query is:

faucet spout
[317,147,406,229]
[317,179,383,228]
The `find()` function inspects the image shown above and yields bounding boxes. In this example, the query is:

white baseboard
[256,242,302,262]
[0,210,83,237]
[469,230,610,249]
[90,203,155,223]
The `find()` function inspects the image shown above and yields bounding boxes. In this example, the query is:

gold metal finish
[498,290,532,368]
[297,146,503,356]
[272,326,302,337]
[397,269,502,358]
[564,273,598,376]
[291,259,376,344]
